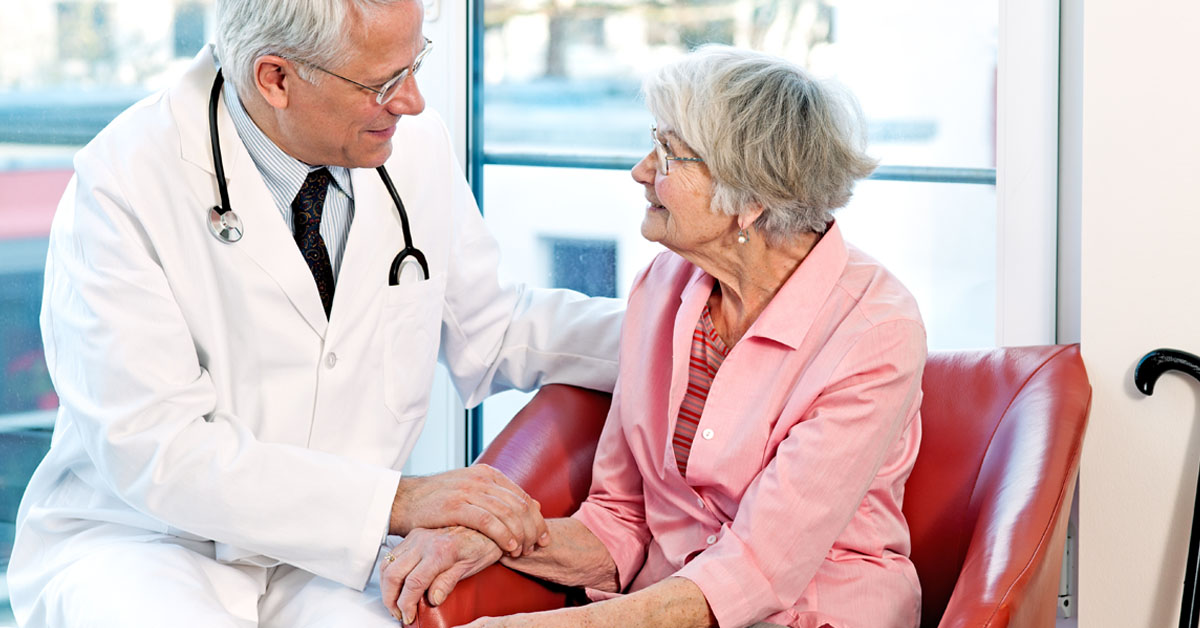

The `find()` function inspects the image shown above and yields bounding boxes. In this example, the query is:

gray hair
[215,0,414,96]
[643,45,877,243]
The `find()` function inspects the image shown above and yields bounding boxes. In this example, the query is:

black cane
[1135,348,1200,628]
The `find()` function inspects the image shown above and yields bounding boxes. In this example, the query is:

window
[547,237,618,298]
[0,0,1061,620]
[472,0,1057,453]
[0,3,220,621]
[173,2,208,58]
[57,2,114,64]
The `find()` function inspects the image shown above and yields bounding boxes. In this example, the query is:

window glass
[480,165,654,445]
[482,0,997,169]
[482,165,657,300]
[478,166,996,442]
[477,0,999,449]
[547,238,618,298]
[0,2,215,621]
[835,179,997,350]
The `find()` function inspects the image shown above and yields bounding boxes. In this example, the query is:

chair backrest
[904,345,1091,628]
[477,385,612,518]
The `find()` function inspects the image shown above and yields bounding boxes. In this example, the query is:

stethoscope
[206,71,429,284]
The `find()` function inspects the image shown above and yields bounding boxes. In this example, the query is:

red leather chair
[415,345,1091,628]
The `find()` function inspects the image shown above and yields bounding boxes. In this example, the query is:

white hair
[215,0,414,95]
[643,45,877,243]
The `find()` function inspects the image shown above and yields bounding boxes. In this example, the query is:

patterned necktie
[292,168,335,317]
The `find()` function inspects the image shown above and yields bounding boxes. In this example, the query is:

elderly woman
[381,45,925,628]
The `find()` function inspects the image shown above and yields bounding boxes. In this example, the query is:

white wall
[1076,0,1200,624]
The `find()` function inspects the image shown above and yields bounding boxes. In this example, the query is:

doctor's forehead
[342,2,424,62]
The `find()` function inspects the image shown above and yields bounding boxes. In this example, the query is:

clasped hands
[381,464,544,624]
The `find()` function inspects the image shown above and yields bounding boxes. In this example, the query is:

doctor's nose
[386,76,425,117]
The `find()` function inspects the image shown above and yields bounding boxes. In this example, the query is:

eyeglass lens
[651,128,669,175]
[378,39,432,105]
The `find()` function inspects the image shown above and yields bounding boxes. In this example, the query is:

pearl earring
[737,229,749,244]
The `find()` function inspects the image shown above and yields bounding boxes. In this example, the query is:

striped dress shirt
[223,81,355,280]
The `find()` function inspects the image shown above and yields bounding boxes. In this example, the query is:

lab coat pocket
[381,274,446,423]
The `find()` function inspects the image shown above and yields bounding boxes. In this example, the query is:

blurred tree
[54,1,115,82]
[485,0,834,80]
[546,0,570,77]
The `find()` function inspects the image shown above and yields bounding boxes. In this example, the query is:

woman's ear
[254,55,293,109]
[738,203,765,231]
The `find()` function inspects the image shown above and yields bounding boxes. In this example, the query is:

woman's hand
[453,607,586,628]
[380,526,503,624]
[451,577,716,628]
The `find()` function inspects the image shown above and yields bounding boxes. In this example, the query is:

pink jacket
[573,223,926,628]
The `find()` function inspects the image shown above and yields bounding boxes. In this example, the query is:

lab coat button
[701,428,714,440]
[706,534,717,545]
[325,352,337,368]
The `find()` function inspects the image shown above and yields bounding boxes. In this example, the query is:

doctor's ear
[253,55,295,110]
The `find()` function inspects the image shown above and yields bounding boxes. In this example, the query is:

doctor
[7,0,621,626]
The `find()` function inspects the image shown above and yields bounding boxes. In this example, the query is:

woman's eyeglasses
[650,125,704,175]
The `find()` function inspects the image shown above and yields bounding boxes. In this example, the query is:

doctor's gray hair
[643,45,877,242]
[215,0,415,96]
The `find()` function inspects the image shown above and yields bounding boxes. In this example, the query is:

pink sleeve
[675,320,926,628]
[572,378,654,591]
[571,260,662,591]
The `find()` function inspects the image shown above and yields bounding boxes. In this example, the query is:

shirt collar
[678,221,849,350]
[750,221,849,349]
[222,80,353,208]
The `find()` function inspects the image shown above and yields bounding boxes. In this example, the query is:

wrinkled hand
[451,577,712,628]
[452,608,584,628]
[381,526,503,625]
[391,464,548,557]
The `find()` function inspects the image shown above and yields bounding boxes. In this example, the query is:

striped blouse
[673,304,730,476]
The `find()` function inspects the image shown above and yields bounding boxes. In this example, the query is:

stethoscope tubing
[206,70,428,283]
[209,71,234,218]
[376,166,429,284]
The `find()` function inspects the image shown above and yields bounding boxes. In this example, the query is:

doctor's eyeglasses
[288,37,433,106]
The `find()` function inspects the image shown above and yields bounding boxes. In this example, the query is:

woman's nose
[632,151,657,185]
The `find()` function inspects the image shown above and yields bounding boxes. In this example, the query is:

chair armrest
[936,346,1091,628]
[412,565,575,628]
[414,385,613,628]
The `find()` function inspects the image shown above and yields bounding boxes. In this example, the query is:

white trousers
[18,538,398,628]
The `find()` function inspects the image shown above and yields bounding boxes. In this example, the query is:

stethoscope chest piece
[209,206,244,243]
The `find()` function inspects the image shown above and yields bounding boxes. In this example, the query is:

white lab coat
[8,46,621,620]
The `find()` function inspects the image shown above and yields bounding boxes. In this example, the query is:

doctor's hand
[381,526,502,625]
[389,464,548,558]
